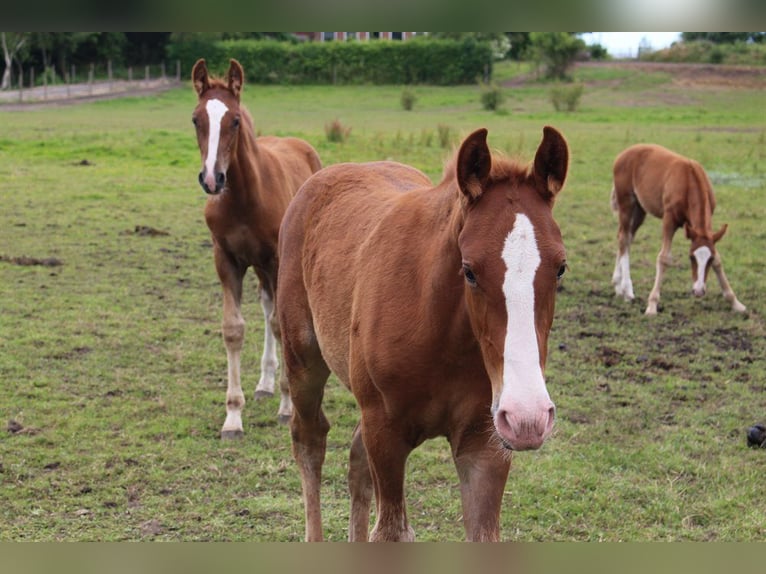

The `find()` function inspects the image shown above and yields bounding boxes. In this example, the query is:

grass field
[0,61,765,541]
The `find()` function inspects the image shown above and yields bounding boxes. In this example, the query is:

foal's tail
[609,186,618,214]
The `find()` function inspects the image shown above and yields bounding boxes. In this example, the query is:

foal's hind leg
[254,287,293,423]
[711,253,747,312]
[348,422,373,541]
[612,189,646,301]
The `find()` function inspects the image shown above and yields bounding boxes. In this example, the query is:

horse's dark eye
[192,116,198,127]
[232,116,241,128]
[463,264,477,286]
[557,263,567,279]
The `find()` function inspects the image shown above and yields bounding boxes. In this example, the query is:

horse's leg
[215,250,247,440]
[266,293,293,425]
[451,428,511,542]
[612,190,645,301]
[360,412,415,542]
[282,316,331,541]
[348,421,373,541]
[254,286,278,400]
[711,253,746,312]
[646,217,677,315]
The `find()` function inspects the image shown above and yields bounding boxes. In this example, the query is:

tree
[1,32,28,90]
[528,32,585,80]
[681,32,764,44]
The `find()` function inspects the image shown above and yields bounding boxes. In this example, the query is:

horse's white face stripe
[204,99,229,176]
[499,214,549,408]
[693,245,712,292]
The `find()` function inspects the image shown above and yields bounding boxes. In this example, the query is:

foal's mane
[439,147,530,190]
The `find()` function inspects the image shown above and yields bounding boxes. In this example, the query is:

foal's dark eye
[232,116,241,128]
[462,264,477,286]
[557,263,567,279]
[191,116,198,127]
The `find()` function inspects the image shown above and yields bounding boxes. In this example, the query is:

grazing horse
[278,127,569,541]
[610,143,745,316]
[191,58,321,438]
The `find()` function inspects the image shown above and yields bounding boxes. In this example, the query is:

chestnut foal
[192,58,321,438]
[278,127,569,541]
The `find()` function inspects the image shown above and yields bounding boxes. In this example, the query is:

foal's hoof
[747,424,766,448]
[221,429,244,441]
[277,414,291,425]
[254,390,274,400]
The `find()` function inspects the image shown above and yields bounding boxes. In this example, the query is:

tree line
[2,32,764,91]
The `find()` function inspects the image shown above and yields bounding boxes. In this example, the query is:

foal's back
[278,161,432,382]
[613,143,713,219]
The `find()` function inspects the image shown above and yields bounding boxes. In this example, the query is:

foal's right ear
[457,128,491,202]
[533,126,569,203]
[192,59,210,96]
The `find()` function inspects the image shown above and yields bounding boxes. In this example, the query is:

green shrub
[400,88,417,111]
[479,82,505,111]
[169,37,493,85]
[549,83,584,112]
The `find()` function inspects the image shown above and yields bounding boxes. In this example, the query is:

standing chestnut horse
[191,58,321,438]
[278,127,569,541]
[610,143,745,315]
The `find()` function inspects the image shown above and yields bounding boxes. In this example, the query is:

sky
[580,32,681,58]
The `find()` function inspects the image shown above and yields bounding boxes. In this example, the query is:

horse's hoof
[221,429,244,440]
[254,390,274,400]
[277,414,291,425]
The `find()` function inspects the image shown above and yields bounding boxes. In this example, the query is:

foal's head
[456,127,568,451]
[685,223,727,297]
[191,58,247,195]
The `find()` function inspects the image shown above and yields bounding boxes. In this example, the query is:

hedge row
[169,37,493,86]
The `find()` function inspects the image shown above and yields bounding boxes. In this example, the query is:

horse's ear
[713,223,728,243]
[685,223,699,241]
[533,126,569,202]
[227,59,245,100]
[456,128,491,202]
[192,59,210,96]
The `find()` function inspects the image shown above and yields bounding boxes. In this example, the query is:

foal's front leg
[711,254,747,312]
[451,429,511,541]
[646,220,677,315]
[216,251,247,439]
[361,414,415,542]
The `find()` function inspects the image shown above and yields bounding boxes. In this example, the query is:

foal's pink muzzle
[493,401,555,451]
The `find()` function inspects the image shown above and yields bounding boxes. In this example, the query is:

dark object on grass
[0,254,63,267]
[746,423,766,448]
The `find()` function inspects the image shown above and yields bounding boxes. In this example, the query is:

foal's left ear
[533,126,569,202]
[227,59,245,100]
[713,223,728,243]
[457,128,491,202]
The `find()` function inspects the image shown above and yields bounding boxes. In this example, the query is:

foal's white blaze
[204,98,229,177]
[692,245,712,295]
[495,213,554,450]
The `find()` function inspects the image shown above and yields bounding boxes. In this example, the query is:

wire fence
[0,60,183,105]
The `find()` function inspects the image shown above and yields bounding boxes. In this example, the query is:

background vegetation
[2,32,765,91]
[0,59,764,541]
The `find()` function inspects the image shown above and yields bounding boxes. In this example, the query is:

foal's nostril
[215,172,226,189]
[198,171,205,188]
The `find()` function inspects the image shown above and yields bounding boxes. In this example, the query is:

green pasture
[0,62,764,541]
